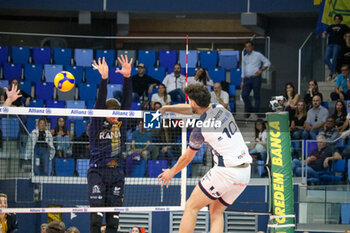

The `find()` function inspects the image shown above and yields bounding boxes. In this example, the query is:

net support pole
[180,124,187,209]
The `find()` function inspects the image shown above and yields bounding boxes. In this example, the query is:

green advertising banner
[267,112,295,233]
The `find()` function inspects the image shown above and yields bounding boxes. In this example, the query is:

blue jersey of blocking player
[89,78,132,167]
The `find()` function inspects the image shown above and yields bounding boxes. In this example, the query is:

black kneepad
[90,212,104,227]
[106,212,120,229]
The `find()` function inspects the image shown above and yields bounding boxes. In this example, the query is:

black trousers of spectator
[330,90,350,101]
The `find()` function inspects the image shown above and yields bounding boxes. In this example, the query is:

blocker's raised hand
[93,57,109,79]
[116,54,133,78]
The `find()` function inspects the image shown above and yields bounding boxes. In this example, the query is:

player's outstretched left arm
[116,54,133,78]
[93,57,109,79]
[158,147,197,188]
[160,104,193,115]
[3,85,22,107]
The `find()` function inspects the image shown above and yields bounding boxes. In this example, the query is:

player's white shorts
[198,165,251,206]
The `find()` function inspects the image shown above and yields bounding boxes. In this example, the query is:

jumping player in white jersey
[158,83,252,233]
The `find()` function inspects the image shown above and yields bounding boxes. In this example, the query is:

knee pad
[90,212,103,227]
[106,212,120,229]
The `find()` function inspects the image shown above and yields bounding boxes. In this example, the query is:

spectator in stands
[304,80,323,110]
[65,226,80,233]
[249,119,267,162]
[241,41,271,118]
[322,14,350,80]
[151,84,171,109]
[128,120,152,160]
[0,193,18,233]
[51,117,71,158]
[26,118,55,176]
[131,63,160,101]
[2,78,31,107]
[330,64,350,101]
[290,100,307,139]
[187,67,213,90]
[292,135,335,177]
[283,82,300,115]
[162,64,186,102]
[100,225,106,233]
[302,95,329,139]
[345,230,350,233]
[72,123,90,158]
[46,221,65,233]
[41,223,48,233]
[332,100,348,132]
[339,32,350,68]
[130,227,140,233]
[317,117,339,146]
[210,82,229,110]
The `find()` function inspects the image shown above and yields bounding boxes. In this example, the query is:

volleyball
[54,71,75,92]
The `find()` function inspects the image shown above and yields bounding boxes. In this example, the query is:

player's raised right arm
[92,57,109,109]
[160,104,193,115]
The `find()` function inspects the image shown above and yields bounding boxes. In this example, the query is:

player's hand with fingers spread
[3,84,22,107]
[158,168,175,188]
[116,54,133,78]
[93,57,109,79]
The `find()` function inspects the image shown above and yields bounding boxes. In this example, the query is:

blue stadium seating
[179,50,198,68]
[230,68,242,88]
[341,203,350,224]
[53,48,72,66]
[117,50,137,66]
[130,159,146,177]
[199,50,218,69]
[229,102,235,112]
[84,67,101,86]
[148,160,168,178]
[56,86,76,101]
[138,50,157,68]
[131,67,138,77]
[107,84,123,100]
[24,64,43,84]
[44,64,63,82]
[3,63,22,81]
[96,49,115,67]
[1,117,20,140]
[79,83,97,101]
[321,101,329,109]
[172,160,192,178]
[29,99,45,107]
[159,50,177,70]
[228,85,236,97]
[109,67,124,84]
[35,82,54,101]
[86,100,95,109]
[11,46,30,64]
[208,67,225,83]
[66,100,86,120]
[0,46,9,64]
[64,65,83,86]
[74,120,89,138]
[0,80,8,91]
[147,67,166,82]
[46,100,65,108]
[219,50,239,70]
[180,67,196,77]
[192,144,206,163]
[76,159,89,177]
[26,117,38,133]
[131,102,141,110]
[55,158,75,176]
[19,81,31,95]
[32,47,51,65]
[74,49,93,67]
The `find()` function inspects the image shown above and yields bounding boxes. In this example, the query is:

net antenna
[185,34,189,103]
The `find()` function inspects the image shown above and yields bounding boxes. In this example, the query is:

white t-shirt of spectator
[210,90,230,110]
[255,130,267,153]
[151,93,171,106]
[162,73,186,92]
[187,76,214,90]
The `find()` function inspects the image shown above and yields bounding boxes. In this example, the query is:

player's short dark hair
[46,221,65,233]
[106,98,121,110]
[334,14,343,21]
[245,41,254,47]
[184,84,211,108]
[0,193,7,199]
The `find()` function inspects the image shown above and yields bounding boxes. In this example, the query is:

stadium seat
[86,100,95,109]
[172,160,192,178]
[230,68,242,88]
[228,85,236,97]
[1,117,20,140]
[0,80,9,91]
[159,50,177,70]
[321,101,329,109]
[57,86,76,101]
[44,64,63,83]
[131,102,141,110]
[29,99,45,108]
[147,67,166,82]
[341,203,350,224]
[107,84,123,100]
[79,83,97,101]
[46,100,65,108]
[180,67,196,77]
[96,49,115,66]
[53,48,72,66]
[32,47,51,65]
[84,67,101,86]
[74,119,89,138]
[0,46,9,64]
[117,50,136,66]
[229,102,235,112]
[199,50,218,69]
[74,49,93,67]
[131,67,138,77]
[66,100,86,120]
[130,159,146,177]
[319,159,346,183]
[64,65,83,86]
[3,63,22,81]
[179,50,198,68]
[11,46,30,64]
[19,80,32,95]
[148,160,168,178]
[108,67,124,84]
[35,82,54,101]
[24,64,43,84]
[76,159,89,177]
[219,50,239,70]
[54,158,75,176]
[192,144,206,163]
[26,117,38,133]
[208,67,225,83]
[137,50,156,68]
